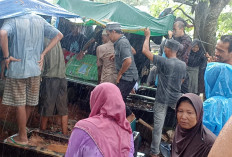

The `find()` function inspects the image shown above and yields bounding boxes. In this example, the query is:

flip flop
[5,134,28,147]
[3,134,17,143]
[26,127,30,133]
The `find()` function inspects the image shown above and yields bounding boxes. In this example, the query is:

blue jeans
[150,101,168,155]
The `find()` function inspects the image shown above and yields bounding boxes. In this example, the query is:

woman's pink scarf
[75,83,132,157]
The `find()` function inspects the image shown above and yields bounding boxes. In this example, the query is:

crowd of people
[143,23,232,157]
[0,12,232,157]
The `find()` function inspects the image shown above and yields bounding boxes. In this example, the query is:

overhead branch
[175,7,195,24]
[171,3,183,13]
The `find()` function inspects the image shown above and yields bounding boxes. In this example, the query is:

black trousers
[117,79,136,117]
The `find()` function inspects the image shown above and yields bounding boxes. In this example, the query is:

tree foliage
[150,0,232,46]
[150,0,170,18]
[150,1,194,36]
[217,9,232,36]
[172,0,230,55]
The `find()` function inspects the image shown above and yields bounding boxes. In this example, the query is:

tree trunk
[203,0,230,55]
[194,2,209,94]
[194,2,208,41]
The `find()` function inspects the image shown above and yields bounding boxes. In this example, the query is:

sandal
[26,127,30,133]
[4,134,28,147]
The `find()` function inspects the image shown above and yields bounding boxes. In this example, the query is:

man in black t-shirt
[143,28,186,157]
[61,24,88,53]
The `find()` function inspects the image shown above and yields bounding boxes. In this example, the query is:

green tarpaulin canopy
[57,0,175,36]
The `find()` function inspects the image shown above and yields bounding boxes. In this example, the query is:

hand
[5,56,21,69]
[109,54,115,61]
[168,30,173,39]
[116,73,122,84]
[38,53,45,70]
[76,51,85,60]
[130,88,136,94]
[62,48,67,54]
[205,53,216,62]
[144,28,150,37]
[210,56,217,62]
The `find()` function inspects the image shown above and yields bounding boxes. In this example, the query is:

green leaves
[217,11,232,36]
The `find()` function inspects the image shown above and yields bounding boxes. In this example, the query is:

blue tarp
[0,0,79,19]
[204,62,232,99]
[203,96,232,136]
[203,62,232,136]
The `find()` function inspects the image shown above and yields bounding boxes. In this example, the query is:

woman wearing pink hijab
[65,83,134,157]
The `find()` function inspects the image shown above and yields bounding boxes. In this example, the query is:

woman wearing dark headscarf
[66,83,134,157]
[172,93,216,157]
[187,39,207,94]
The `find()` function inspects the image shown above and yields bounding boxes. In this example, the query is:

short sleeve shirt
[114,36,138,81]
[42,38,66,78]
[153,55,186,107]
[1,14,60,79]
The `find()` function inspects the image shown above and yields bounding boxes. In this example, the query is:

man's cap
[165,39,179,52]
[102,29,107,35]
[106,22,121,31]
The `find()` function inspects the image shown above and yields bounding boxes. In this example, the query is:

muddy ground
[0,84,165,156]
[0,97,89,141]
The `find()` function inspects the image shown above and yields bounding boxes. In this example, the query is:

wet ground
[0,97,89,141]
[0,94,168,157]
[0,98,17,141]
[0,98,90,156]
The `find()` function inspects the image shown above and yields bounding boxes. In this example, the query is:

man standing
[172,21,192,93]
[171,21,192,64]
[156,21,191,93]
[158,21,192,63]
[106,22,138,117]
[0,14,63,145]
[61,23,87,54]
[143,28,186,157]
[96,29,117,84]
[202,35,232,135]
[39,38,68,135]
[213,35,232,65]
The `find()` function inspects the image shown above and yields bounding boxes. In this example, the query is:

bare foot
[126,113,136,123]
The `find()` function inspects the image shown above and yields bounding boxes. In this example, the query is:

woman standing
[66,83,134,157]
[187,39,207,94]
[172,93,216,157]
